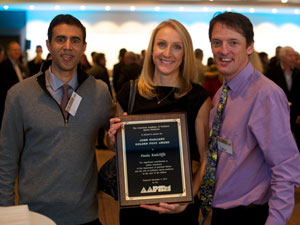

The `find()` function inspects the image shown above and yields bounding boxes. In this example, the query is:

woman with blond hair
[108,19,210,225]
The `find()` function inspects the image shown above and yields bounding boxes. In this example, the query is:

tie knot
[223,83,229,90]
[221,83,229,96]
[61,84,71,94]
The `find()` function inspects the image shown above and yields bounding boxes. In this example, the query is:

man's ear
[46,40,50,52]
[83,42,87,52]
[247,42,254,55]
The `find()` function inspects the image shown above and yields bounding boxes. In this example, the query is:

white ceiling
[3,0,300,7]
[1,0,300,13]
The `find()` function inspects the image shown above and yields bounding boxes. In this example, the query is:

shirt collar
[8,57,18,66]
[46,66,78,91]
[226,62,254,93]
[280,62,294,75]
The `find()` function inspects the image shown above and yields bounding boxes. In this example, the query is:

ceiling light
[80,5,86,10]
[130,6,136,11]
[294,9,300,14]
[209,0,214,2]
[281,0,288,3]
[154,6,160,11]
[249,8,255,13]
[179,6,184,11]
[105,6,111,11]
[272,8,278,13]
[29,5,35,10]
[54,5,60,10]
[3,5,9,10]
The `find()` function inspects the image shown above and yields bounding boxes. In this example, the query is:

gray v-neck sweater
[0,67,115,225]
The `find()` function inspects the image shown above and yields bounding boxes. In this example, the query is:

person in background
[113,48,127,94]
[249,50,263,73]
[200,12,300,225]
[269,45,281,68]
[207,57,214,66]
[0,45,5,63]
[87,52,113,150]
[46,53,52,60]
[108,19,210,225]
[140,49,146,65]
[294,51,300,71]
[28,45,45,76]
[293,51,300,149]
[116,51,142,92]
[267,46,300,149]
[203,62,222,99]
[0,44,6,127]
[258,51,269,75]
[135,53,142,66]
[91,51,98,66]
[0,14,115,225]
[194,48,207,85]
[0,41,26,128]
[79,53,91,72]
[87,52,112,95]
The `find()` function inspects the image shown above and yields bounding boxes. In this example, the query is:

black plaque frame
[116,113,193,207]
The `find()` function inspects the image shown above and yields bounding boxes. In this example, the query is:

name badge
[217,136,233,155]
[65,91,82,117]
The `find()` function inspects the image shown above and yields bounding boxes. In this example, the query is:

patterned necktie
[200,83,229,223]
[60,84,71,120]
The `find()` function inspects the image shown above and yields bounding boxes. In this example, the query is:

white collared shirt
[9,58,23,82]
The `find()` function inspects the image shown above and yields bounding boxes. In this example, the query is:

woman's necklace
[155,87,175,104]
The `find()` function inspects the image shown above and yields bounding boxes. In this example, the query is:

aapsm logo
[141,185,171,193]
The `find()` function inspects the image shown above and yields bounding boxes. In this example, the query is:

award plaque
[116,113,193,207]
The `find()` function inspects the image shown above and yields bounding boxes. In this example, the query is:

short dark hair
[47,14,86,43]
[95,53,105,61]
[95,53,106,66]
[209,12,254,47]
[119,48,127,58]
[194,48,203,58]
[259,52,268,58]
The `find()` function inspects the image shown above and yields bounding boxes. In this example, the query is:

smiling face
[211,22,254,82]
[152,26,184,82]
[46,23,86,79]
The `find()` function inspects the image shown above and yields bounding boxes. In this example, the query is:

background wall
[0,11,26,50]
[1,10,300,70]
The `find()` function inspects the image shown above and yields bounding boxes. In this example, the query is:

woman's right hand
[108,112,127,144]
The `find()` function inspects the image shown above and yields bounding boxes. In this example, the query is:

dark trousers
[80,218,102,225]
[211,203,269,225]
[120,196,200,225]
[96,128,107,149]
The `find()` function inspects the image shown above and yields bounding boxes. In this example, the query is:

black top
[0,58,22,128]
[116,63,142,92]
[28,58,45,76]
[117,82,209,161]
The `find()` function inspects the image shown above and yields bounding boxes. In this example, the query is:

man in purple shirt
[208,12,300,225]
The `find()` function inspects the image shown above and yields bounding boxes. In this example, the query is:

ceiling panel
[1,0,300,13]
[3,0,300,6]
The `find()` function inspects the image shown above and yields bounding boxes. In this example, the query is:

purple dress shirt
[211,63,300,225]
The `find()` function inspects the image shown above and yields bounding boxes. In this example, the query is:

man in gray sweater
[0,14,115,225]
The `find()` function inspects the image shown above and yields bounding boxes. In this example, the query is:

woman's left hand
[140,202,188,214]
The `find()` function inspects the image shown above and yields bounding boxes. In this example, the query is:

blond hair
[138,19,197,99]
